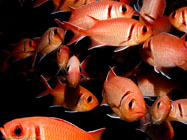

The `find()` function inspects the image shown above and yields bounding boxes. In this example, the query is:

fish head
[120,91,146,122]
[132,22,153,44]
[49,27,65,46]
[169,7,187,33]
[66,55,81,87]
[76,86,99,112]
[112,3,136,18]
[24,39,38,52]
[150,95,171,125]
[0,118,38,140]
[57,45,70,70]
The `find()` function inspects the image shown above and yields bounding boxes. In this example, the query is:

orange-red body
[57,45,70,72]
[140,33,187,72]
[63,17,152,51]
[169,7,187,33]
[102,68,146,122]
[33,0,96,11]
[150,95,171,125]
[38,75,98,112]
[168,99,187,123]
[32,27,65,66]
[0,117,105,140]
[67,1,136,29]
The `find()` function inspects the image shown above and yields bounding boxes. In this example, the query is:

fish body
[38,75,98,112]
[102,67,146,122]
[150,95,171,125]
[57,45,70,73]
[169,7,187,33]
[63,17,152,51]
[0,117,105,140]
[67,1,136,29]
[32,27,65,66]
[33,0,96,11]
[168,99,187,123]
[140,32,187,72]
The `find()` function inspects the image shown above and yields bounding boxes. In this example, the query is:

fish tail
[33,0,49,8]
[63,21,86,45]
[37,75,52,98]
[88,128,106,140]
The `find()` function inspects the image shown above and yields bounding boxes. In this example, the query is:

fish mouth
[0,127,7,139]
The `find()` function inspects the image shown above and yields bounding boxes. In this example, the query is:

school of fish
[0,0,187,139]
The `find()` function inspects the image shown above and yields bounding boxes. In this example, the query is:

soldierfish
[0,117,105,140]
[33,0,96,12]
[102,67,146,122]
[150,95,171,125]
[1,38,38,72]
[32,27,65,67]
[169,7,187,33]
[57,45,70,73]
[38,75,98,112]
[61,17,152,52]
[63,1,136,29]
[140,32,187,75]
[167,99,187,123]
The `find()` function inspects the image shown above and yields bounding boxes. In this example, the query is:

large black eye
[14,125,22,136]
[87,96,92,103]
[122,5,127,12]
[57,47,61,55]
[142,26,147,33]
[129,99,135,109]
[157,101,161,108]
[54,29,58,35]
[29,40,32,47]
[171,11,176,18]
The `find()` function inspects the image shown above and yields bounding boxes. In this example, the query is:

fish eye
[54,29,58,35]
[157,101,161,108]
[122,5,127,13]
[87,96,92,103]
[142,26,147,33]
[57,47,61,55]
[128,99,135,109]
[171,11,176,18]
[29,40,32,47]
[13,125,23,136]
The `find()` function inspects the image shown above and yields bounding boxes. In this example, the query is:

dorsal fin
[88,128,106,140]
[106,66,116,82]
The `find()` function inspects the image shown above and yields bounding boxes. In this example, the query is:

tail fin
[37,75,52,98]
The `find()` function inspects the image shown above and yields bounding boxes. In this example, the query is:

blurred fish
[61,17,152,52]
[1,38,38,72]
[102,67,146,122]
[168,99,187,123]
[32,27,65,67]
[150,95,171,125]
[169,7,187,33]
[135,69,184,97]
[57,45,70,74]
[59,1,136,30]
[139,0,166,23]
[33,0,96,12]
[66,55,90,87]
[0,116,105,140]
[140,32,187,76]
[37,75,98,112]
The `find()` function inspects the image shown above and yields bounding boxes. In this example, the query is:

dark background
[0,0,187,139]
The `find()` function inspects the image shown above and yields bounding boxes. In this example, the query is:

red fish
[65,1,136,29]
[38,75,98,112]
[57,45,70,73]
[169,7,187,33]
[150,95,171,125]
[102,67,146,122]
[1,38,38,72]
[32,27,65,67]
[140,32,187,75]
[33,0,96,12]
[61,17,152,52]
[167,99,187,123]
[0,116,105,140]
